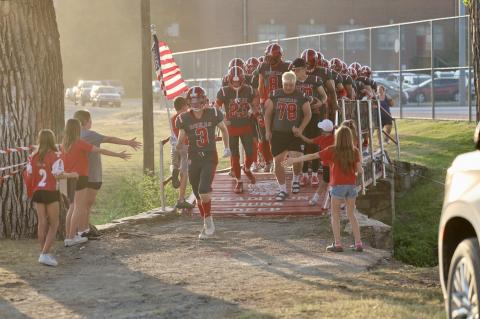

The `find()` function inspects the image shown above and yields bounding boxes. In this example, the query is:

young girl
[63,119,131,247]
[27,129,78,266]
[285,126,364,252]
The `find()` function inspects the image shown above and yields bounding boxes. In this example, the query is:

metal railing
[171,15,476,121]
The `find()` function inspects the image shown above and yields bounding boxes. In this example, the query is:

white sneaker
[64,235,88,247]
[205,216,215,236]
[309,193,320,206]
[38,254,58,267]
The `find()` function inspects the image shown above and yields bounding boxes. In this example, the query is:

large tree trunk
[0,0,65,239]
[470,0,480,121]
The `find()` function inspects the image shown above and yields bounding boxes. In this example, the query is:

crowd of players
[171,43,380,250]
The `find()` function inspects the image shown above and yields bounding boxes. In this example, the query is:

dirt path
[0,216,444,319]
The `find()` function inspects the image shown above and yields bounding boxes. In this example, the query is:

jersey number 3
[195,127,209,148]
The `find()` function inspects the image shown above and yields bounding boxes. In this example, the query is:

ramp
[191,172,329,217]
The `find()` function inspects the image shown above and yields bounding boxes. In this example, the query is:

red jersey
[312,134,335,165]
[63,139,94,176]
[28,151,63,192]
[319,146,360,186]
[216,85,256,136]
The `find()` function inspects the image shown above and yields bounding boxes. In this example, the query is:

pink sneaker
[299,175,309,187]
[310,175,319,186]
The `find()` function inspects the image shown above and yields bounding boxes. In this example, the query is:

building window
[338,25,367,51]
[257,24,287,41]
[376,28,398,50]
[298,24,326,49]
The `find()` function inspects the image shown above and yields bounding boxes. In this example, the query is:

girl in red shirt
[63,119,131,247]
[285,126,364,252]
[26,129,78,266]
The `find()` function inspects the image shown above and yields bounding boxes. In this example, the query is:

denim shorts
[331,185,358,199]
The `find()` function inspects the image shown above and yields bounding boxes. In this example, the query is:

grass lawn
[385,120,477,266]
[81,102,477,266]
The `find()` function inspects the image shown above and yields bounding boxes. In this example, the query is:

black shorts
[188,151,218,198]
[322,165,330,184]
[271,131,304,157]
[305,113,320,138]
[67,176,89,204]
[32,190,60,205]
[251,118,259,139]
[87,182,103,190]
[381,113,393,126]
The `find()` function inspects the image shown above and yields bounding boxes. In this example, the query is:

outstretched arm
[91,146,131,160]
[103,136,142,150]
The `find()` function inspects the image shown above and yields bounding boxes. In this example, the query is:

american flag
[152,34,188,100]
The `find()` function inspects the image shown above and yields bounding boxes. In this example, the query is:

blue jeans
[331,185,358,199]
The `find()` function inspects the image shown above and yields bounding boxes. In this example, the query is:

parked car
[439,121,480,319]
[90,85,122,107]
[152,80,162,101]
[405,78,461,103]
[384,72,430,89]
[101,80,125,96]
[374,78,409,105]
[65,87,74,100]
[75,80,102,106]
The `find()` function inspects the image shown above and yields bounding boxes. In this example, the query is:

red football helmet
[301,49,318,68]
[316,51,324,62]
[264,43,283,64]
[186,86,208,111]
[341,62,348,74]
[227,66,245,88]
[318,58,330,69]
[245,57,260,75]
[228,58,245,71]
[258,56,265,63]
[330,58,343,73]
[347,67,358,80]
[360,65,372,78]
[350,62,362,73]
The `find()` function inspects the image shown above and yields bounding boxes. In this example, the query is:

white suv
[90,85,122,107]
[439,122,480,318]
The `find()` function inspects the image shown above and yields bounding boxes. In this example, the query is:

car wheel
[447,238,480,319]
[416,93,426,103]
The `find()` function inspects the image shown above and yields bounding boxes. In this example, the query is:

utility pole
[243,0,248,43]
[141,0,155,173]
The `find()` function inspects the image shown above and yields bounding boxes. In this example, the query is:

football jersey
[216,85,255,128]
[295,75,323,99]
[330,70,344,87]
[175,107,224,154]
[307,67,333,86]
[269,89,309,132]
[258,61,290,100]
[28,150,63,192]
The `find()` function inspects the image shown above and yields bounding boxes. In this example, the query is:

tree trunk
[0,0,65,239]
[470,0,480,121]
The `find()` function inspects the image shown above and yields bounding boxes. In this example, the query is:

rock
[343,211,392,250]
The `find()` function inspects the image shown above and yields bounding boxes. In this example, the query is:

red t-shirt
[63,139,94,176]
[172,112,189,145]
[312,134,335,165]
[29,151,62,192]
[319,146,360,186]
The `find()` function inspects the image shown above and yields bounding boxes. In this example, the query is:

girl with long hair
[62,119,131,247]
[26,129,78,266]
[285,125,364,252]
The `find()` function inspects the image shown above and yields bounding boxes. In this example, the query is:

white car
[90,85,122,107]
[75,80,102,106]
[439,122,480,318]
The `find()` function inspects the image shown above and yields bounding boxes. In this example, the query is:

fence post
[159,140,166,211]
[367,100,376,186]
[398,24,403,119]
[468,15,472,122]
[356,100,366,195]
[431,20,435,120]
[375,97,387,178]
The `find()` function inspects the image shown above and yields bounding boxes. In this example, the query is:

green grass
[385,120,477,266]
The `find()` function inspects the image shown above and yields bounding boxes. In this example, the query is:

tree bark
[0,0,65,239]
[469,0,480,121]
